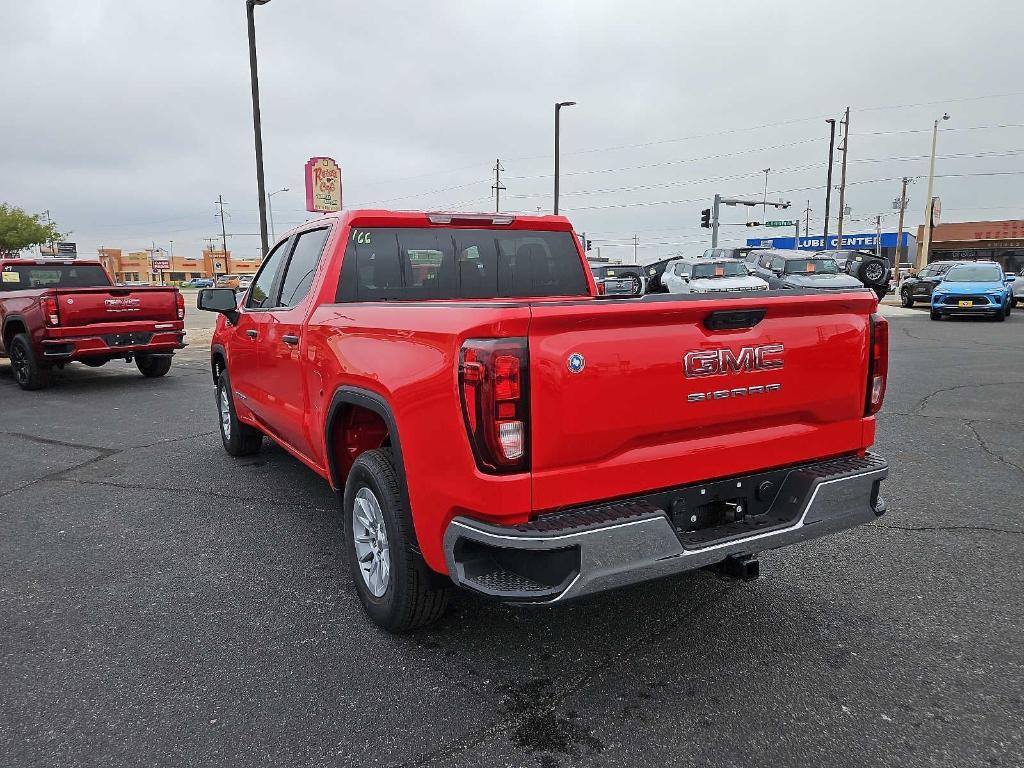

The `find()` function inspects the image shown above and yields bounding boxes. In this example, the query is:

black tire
[343,448,450,632]
[930,309,942,321]
[216,369,262,456]
[901,291,914,308]
[873,285,888,301]
[8,333,52,390]
[994,308,1006,322]
[859,259,887,285]
[1011,296,1018,309]
[136,354,172,378]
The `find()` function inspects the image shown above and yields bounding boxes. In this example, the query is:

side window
[771,256,785,271]
[277,228,330,307]
[759,254,773,268]
[246,237,292,309]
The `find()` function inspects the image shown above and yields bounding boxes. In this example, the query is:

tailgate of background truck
[54,287,180,327]
[528,291,877,511]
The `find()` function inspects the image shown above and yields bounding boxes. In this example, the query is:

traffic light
[700,208,711,228]
[585,239,592,251]
[745,221,761,227]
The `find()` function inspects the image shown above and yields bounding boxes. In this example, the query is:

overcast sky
[1,0,1021,263]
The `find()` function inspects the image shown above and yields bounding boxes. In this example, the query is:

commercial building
[745,232,918,266]
[916,219,1024,273]
[96,247,263,283]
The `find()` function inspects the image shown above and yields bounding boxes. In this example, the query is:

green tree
[0,204,62,258]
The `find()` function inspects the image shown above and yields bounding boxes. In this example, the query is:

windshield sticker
[352,230,372,244]
[715,266,725,276]
[806,263,816,272]
[2,271,20,283]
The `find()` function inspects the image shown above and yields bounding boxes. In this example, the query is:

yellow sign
[2,271,20,283]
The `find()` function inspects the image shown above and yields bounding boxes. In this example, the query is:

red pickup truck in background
[199,210,889,633]
[1,259,185,390]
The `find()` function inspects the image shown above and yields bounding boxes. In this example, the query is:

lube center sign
[304,156,342,213]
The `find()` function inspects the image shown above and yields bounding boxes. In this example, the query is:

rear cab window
[335,227,588,301]
[1,263,111,290]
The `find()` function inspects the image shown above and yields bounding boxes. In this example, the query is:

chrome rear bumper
[443,453,887,602]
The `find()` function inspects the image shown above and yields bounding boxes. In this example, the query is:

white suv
[661,257,769,294]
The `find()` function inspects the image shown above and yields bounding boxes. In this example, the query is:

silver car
[661,257,769,294]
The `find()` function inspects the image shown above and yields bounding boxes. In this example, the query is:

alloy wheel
[219,386,232,440]
[10,344,28,385]
[864,262,886,283]
[352,487,391,598]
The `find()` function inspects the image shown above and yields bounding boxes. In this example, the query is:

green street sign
[764,220,797,227]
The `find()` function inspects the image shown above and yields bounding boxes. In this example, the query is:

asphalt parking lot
[2,307,1022,768]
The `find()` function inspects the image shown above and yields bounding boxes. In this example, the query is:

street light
[918,112,950,269]
[761,168,771,217]
[267,187,288,244]
[553,101,576,215]
[246,0,272,258]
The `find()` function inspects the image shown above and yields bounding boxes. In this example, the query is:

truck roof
[291,209,576,234]
[0,258,103,266]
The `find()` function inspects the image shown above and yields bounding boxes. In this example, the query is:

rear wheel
[901,291,914,308]
[343,448,450,632]
[136,354,172,378]
[861,260,887,285]
[8,333,52,390]
[216,370,262,456]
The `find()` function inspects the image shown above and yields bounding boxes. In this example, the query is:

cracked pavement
[1,312,1023,768]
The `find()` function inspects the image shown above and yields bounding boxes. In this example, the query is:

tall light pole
[267,187,288,244]
[246,0,272,258]
[761,168,771,218]
[553,101,576,214]
[823,119,836,245]
[918,113,950,269]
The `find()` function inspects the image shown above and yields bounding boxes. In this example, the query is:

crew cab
[661,256,769,294]
[199,210,889,632]
[1,259,185,390]
[746,249,866,292]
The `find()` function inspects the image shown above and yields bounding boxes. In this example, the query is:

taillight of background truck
[459,338,530,473]
[866,313,888,415]
[43,296,60,327]
[176,292,185,320]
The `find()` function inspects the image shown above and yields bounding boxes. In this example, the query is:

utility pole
[215,195,231,275]
[633,234,639,262]
[492,158,505,213]
[761,168,771,218]
[893,176,912,270]
[835,107,850,252]
[875,215,882,259]
[823,118,836,245]
[803,200,812,239]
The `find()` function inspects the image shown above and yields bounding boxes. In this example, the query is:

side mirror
[1004,274,1017,283]
[197,287,240,324]
[772,268,783,276]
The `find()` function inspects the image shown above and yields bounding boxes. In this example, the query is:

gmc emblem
[683,344,784,378]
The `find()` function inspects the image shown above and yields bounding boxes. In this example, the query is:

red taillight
[43,296,60,327]
[459,338,529,473]
[866,313,888,415]
[176,291,185,320]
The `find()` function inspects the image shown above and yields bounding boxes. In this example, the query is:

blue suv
[930,262,1013,322]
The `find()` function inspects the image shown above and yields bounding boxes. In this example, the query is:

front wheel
[930,309,942,321]
[216,370,263,456]
[994,308,1006,322]
[343,449,450,632]
[901,291,914,308]
[135,354,172,378]
[8,333,52,390]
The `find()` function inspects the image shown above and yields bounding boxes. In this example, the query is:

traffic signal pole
[711,194,721,247]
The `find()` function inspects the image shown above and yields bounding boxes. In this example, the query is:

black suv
[818,250,891,300]
[899,261,958,307]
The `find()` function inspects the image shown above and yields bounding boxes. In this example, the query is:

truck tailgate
[528,292,877,511]
[53,287,180,327]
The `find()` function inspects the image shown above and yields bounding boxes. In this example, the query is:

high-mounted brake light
[459,338,529,473]
[43,296,60,327]
[426,212,515,226]
[176,291,186,320]
[866,313,888,415]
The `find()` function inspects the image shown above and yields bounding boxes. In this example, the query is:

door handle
[245,329,258,339]
[282,334,299,346]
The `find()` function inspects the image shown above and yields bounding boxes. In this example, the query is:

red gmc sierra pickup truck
[1,259,185,390]
[199,210,889,632]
